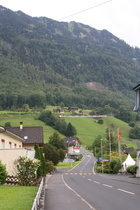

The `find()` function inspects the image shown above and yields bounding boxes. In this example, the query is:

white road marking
[94,181,100,184]
[118,188,135,195]
[62,174,96,210]
[88,179,92,181]
[80,155,91,173]
[103,184,113,188]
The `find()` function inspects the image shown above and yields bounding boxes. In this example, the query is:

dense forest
[0,6,140,112]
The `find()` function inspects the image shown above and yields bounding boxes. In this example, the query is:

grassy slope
[65,116,132,146]
[0,113,64,143]
[0,113,134,146]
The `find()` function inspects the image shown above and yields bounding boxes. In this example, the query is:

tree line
[38,110,77,137]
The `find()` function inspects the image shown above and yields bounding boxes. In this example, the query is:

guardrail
[31,177,45,210]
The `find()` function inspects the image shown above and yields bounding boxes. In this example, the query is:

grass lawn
[57,160,81,169]
[0,185,38,210]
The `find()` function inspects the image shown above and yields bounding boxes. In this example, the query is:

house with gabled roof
[6,122,44,150]
[0,123,44,175]
[63,137,81,159]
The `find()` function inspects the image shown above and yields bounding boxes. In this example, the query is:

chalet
[69,107,79,113]
[63,137,81,159]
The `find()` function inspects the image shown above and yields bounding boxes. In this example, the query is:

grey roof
[6,126,43,145]
[133,84,140,91]
[63,137,80,146]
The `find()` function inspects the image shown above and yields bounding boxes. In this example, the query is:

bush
[127,165,138,175]
[98,119,103,124]
[15,156,40,185]
[4,122,11,127]
[75,154,83,161]
[110,159,121,174]
[46,161,55,174]
[0,160,7,185]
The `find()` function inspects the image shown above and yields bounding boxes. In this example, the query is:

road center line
[94,181,100,184]
[88,179,92,181]
[118,188,135,195]
[102,184,113,188]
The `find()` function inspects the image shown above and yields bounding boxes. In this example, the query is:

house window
[9,142,12,148]
[1,139,5,149]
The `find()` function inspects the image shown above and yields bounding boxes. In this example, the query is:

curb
[112,177,140,185]
[37,175,52,210]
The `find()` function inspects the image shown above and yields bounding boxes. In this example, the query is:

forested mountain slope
[0,6,140,111]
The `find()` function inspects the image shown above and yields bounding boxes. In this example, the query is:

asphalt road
[44,149,140,210]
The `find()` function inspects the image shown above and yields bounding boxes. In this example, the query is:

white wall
[0,131,23,149]
[0,148,27,175]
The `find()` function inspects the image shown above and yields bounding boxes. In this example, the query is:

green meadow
[0,113,59,143]
[0,112,135,147]
[64,116,133,146]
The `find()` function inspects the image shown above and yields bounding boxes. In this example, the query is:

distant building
[133,84,140,111]
[69,107,79,113]
[63,137,81,159]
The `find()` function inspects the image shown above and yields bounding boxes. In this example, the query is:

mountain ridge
[0,5,140,111]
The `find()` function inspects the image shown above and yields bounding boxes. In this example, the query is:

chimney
[20,122,23,131]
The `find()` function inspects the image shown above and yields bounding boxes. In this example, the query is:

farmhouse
[68,107,79,113]
[63,137,81,159]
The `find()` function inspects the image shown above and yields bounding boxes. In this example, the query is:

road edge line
[62,174,96,210]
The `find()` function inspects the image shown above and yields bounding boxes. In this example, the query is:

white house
[0,124,43,175]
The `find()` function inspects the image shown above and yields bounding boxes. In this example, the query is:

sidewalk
[109,174,140,185]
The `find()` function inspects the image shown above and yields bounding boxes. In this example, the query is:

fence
[31,177,45,210]
[5,175,19,185]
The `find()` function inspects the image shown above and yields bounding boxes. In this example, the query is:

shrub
[4,122,11,127]
[15,156,40,185]
[46,161,55,174]
[110,159,121,174]
[127,165,138,175]
[0,160,7,185]
[98,119,103,124]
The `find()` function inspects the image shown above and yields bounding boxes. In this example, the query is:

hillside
[0,6,140,111]
[64,116,132,145]
[0,112,133,147]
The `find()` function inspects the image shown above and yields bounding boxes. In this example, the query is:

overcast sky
[0,0,140,48]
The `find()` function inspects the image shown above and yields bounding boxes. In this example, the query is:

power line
[57,0,112,22]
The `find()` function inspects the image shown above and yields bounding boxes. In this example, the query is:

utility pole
[101,139,103,159]
[109,128,111,161]
[101,138,103,173]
